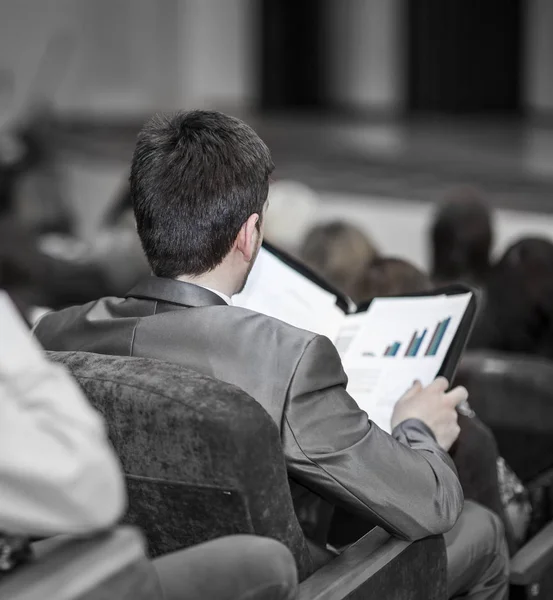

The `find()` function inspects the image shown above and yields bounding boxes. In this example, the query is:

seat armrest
[0,526,160,600]
[298,528,447,600]
[511,521,553,586]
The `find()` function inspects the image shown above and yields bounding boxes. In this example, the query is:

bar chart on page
[343,294,472,432]
[382,317,451,358]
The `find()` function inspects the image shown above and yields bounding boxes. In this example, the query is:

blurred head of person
[299,221,378,299]
[478,237,553,356]
[430,187,493,285]
[130,110,274,296]
[0,216,44,322]
[354,257,431,304]
[264,180,320,255]
[0,133,26,218]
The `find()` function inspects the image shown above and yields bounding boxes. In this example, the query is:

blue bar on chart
[425,318,451,356]
[405,329,428,357]
[384,342,401,357]
[404,331,418,356]
[411,329,428,356]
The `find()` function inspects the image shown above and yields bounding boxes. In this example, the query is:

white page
[342,293,472,433]
[0,291,45,376]
[234,247,345,339]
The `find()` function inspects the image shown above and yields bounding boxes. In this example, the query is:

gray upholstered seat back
[47,351,313,579]
[457,351,553,481]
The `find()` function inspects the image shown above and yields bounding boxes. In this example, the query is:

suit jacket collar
[125,276,228,308]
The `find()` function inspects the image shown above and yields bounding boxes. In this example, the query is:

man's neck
[176,272,236,299]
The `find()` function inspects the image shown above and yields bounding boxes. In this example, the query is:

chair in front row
[49,350,448,600]
[457,350,553,600]
[0,527,161,600]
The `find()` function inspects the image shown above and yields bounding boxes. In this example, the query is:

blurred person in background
[0,116,109,316]
[0,164,144,320]
[39,183,149,300]
[0,131,29,218]
[0,106,73,235]
[353,256,431,304]
[0,213,111,321]
[263,180,320,255]
[430,187,494,287]
[299,221,378,300]
[0,215,44,322]
[470,237,553,358]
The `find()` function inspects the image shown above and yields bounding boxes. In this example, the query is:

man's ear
[236,213,260,262]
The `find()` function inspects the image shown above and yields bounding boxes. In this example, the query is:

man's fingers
[445,386,469,407]
[427,377,449,393]
[402,380,423,400]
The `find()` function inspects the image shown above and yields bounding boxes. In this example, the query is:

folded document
[235,244,476,433]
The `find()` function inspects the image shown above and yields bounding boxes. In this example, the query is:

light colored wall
[177,0,254,110]
[326,0,404,113]
[524,0,553,114]
[0,0,254,119]
[0,0,179,117]
[57,0,181,114]
[0,0,73,124]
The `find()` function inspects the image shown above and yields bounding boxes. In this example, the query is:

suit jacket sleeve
[282,334,464,541]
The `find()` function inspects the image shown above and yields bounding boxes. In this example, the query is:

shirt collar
[198,285,233,306]
[125,277,228,308]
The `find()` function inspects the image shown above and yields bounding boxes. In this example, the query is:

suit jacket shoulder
[34,295,320,424]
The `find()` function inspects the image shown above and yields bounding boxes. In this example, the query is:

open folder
[234,242,479,433]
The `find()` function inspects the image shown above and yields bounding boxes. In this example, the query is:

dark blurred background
[1,0,552,268]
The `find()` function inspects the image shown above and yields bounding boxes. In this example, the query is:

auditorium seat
[0,527,160,600]
[48,350,448,599]
[457,351,553,599]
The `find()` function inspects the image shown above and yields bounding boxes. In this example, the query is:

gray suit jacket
[34,276,463,541]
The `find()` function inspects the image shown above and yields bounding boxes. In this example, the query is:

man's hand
[390,377,468,451]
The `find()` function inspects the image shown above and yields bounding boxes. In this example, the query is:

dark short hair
[130,110,274,277]
[430,187,492,285]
